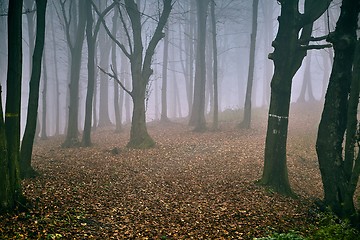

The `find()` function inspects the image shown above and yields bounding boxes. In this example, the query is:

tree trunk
[161,25,170,122]
[124,0,172,148]
[316,0,360,220]
[188,0,210,131]
[259,0,330,195]
[240,0,258,129]
[0,86,10,211]
[50,5,60,135]
[82,1,95,147]
[62,0,86,147]
[2,0,25,212]
[210,0,218,130]
[98,26,112,127]
[112,8,121,133]
[262,0,274,106]
[41,50,48,140]
[298,52,315,103]
[20,0,47,179]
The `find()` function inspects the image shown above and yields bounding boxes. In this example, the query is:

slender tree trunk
[210,0,218,130]
[262,0,273,106]
[82,1,95,147]
[50,5,60,135]
[161,25,170,122]
[20,0,47,178]
[41,50,48,140]
[98,27,112,127]
[93,43,99,130]
[112,8,122,132]
[240,0,259,129]
[62,0,86,147]
[189,0,210,131]
[298,53,312,103]
[316,0,360,220]
[24,0,35,71]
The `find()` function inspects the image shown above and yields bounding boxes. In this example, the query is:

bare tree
[20,0,47,178]
[95,0,173,148]
[60,0,87,147]
[239,0,258,129]
[0,0,25,212]
[316,0,360,222]
[259,0,332,195]
[188,0,211,132]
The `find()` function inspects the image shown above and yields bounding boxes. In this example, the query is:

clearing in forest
[1,103,331,239]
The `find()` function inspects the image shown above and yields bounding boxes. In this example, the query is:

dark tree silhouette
[316,0,360,222]
[61,0,87,147]
[188,0,211,132]
[259,0,331,195]
[96,0,173,148]
[239,0,258,129]
[0,0,25,212]
[20,0,47,179]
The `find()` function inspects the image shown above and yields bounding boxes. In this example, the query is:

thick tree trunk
[316,0,360,220]
[0,86,10,211]
[20,0,47,179]
[188,0,210,131]
[124,0,172,148]
[127,89,155,148]
[259,0,329,195]
[240,0,259,129]
[2,0,25,212]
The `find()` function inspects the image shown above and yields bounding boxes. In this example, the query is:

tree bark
[82,1,95,147]
[124,0,172,148]
[2,0,25,212]
[41,50,48,140]
[161,24,170,122]
[20,0,47,179]
[188,0,210,131]
[259,0,331,195]
[210,0,218,130]
[239,0,258,129]
[62,0,86,147]
[316,0,360,220]
[112,8,122,133]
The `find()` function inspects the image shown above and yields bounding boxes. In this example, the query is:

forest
[1,0,360,239]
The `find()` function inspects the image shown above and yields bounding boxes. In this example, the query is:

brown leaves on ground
[0,103,329,239]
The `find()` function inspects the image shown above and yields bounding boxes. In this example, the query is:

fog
[0,0,340,137]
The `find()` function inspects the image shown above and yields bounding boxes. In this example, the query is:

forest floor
[0,102,347,239]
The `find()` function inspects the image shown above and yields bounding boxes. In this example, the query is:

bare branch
[91,1,132,59]
[300,43,332,50]
[117,4,133,55]
[59,0,73,50]
[98,65,133,97]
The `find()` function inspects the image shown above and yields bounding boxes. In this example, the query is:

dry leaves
[0,103,330,239]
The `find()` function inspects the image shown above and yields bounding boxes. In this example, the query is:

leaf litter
[0,103,343,239]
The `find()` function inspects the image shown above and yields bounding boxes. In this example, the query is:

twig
[98,65,133,97]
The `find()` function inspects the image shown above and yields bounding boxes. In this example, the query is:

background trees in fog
[3,0,357,224]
